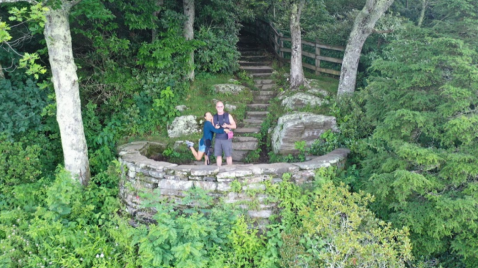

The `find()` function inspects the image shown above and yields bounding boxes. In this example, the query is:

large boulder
[175,105,188,112]
[167,115,201,138]
[272,112,338,154]
[225,103,237,112]
[281,92,327,110]
[304,78,329,97]
[214,84,246,95]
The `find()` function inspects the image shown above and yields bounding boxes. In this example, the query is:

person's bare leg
[204,155,209,165]
[216,156,222,166]
[226,156,233,165]
[189,147,204,161]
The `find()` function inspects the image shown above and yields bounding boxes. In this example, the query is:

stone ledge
[118,141,350,220]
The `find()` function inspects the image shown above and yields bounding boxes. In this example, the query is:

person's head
[215,101,225,115]
[204,112,213,122]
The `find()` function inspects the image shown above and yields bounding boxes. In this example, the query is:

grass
[270,59,339,95]
[304,69,339,95]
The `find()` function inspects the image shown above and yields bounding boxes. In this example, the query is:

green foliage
[162,147,179,159]
[264,169,412,267]
[267,141,308,163]
[298,182,412,267]
[227,215,265,267]
[136,13,199,75]
[231,180,242,193]
[0,135,42,187]
[195,26,240,73]
[2,3,48,79]
[118,189,243,268]
[279,227,318,268]
[309,129,350,156]
[243,147,261,163]
[0,166,122,268]
[342,24,478,267]
[0,73,51,138]
[294,141,306,162]
[0,21,12,43]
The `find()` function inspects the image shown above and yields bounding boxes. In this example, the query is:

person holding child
[186,112,230,165]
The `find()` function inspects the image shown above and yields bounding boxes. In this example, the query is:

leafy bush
[195,26,240,74]
[112,188,244,268]
[348,26,478,267]
[266,169,412,268]
[0,135,42,187]
[0,73,51,139]
[0,167,122,267]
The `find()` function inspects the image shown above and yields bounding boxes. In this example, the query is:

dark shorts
[205,139,212,157]
[214,139,232,157]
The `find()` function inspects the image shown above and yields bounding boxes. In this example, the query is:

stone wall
[118,141,349,221]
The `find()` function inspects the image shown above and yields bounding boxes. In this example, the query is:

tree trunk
[337,0,395,97]
[289,0,305,89]
[0,62,4,79]
[44,3,91,185]
[417,0,427,27]
[183,0,195,81]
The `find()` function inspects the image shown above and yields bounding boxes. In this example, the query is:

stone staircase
[232,35,277,162]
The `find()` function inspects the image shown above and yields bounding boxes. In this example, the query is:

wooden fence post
[315,40,321,75]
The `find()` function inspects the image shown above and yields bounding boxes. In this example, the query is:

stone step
[239,61,270,66]
[240,50,265,56]
[240,66,273,74]
[235,127,261,134]
[251,73,272,78]
[240,55,269,62]
[232,150,249,162]
[237,40,259,46]
[232,136,258,151]
[238,46,261,50]
[246,111,269,120]
[254,79,274,85]
[258,84,276,90]
[243,119,264,126]
[253,90,276,96]
[246,103,270,111]
[253,95,274,103]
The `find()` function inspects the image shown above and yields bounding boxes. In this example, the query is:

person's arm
[207,121,225,134]
[223,114,236,130]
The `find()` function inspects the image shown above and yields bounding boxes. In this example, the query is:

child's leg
[189,147,204,161]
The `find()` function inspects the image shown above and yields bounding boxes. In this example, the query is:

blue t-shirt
[200,121,224,146]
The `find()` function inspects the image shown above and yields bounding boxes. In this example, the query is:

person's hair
[204,112,208,117]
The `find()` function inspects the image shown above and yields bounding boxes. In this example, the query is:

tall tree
[417,0,427,27]
[289,0,305,89]
[337,0,394,97]
[1,0,91,185]
[183,0,195,81]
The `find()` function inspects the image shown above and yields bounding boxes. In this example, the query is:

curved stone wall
[118,141,350,220]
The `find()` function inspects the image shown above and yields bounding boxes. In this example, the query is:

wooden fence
[252,19,345,76]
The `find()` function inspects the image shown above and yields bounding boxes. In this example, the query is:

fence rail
[252,20,344,76]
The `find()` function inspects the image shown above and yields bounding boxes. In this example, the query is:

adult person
[213,101,236,166]
[186,112,229,165]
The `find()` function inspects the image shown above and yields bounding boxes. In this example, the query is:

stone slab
[292,148,350,170]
